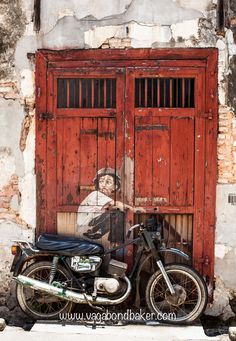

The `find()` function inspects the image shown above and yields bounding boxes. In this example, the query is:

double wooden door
[36,49,217,286]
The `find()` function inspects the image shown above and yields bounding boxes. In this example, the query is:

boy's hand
[104,201,146,213]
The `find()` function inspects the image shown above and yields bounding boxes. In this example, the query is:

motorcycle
[10,219,208,323]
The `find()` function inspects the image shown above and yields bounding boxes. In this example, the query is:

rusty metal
[33,0,41,32]
[39,112,54,120]
[217,0,228,35]
[135,124,169,131]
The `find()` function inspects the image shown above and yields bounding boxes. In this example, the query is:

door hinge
[201,111,213,119]
[198,255,210,266]
[39,112,54,120]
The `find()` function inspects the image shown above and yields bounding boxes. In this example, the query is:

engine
[93,259,128,296]
[66,255,102,273]
[94,277,120,294]
[66,256,128,296]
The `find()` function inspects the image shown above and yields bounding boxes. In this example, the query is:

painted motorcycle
[10,219,208,323]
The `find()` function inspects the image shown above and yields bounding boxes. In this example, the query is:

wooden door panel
[130,68,199,274]
[135,116,153,206]
[170,117,194,206]
[79,118,99,205]
[152,117,170,205]
[97,118,116,179]
[57,118,82,207]
[134,116,194,207]
[135,116,170,206]
[57,117,117,209]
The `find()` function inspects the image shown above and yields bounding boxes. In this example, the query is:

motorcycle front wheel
[145,264,208,324]
[16,261,74,320]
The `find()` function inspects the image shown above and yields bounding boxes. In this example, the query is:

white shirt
[76,191,112,234]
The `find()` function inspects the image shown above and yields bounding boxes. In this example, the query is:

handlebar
[126,220,162,239]
[126,223,143,239]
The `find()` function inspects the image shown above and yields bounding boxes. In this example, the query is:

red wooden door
[36,49,217,288]
[42,68,126,250]
[125,67,207,273]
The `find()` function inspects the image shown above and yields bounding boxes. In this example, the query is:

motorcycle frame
[105,228,190,298]
[11,229,190,307]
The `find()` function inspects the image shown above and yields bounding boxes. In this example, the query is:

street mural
[76,167,124,246]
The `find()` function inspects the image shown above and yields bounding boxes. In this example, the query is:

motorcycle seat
[36,234,104,256]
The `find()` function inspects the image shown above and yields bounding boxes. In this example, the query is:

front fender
[159,247,191,261]
[133,247,190,307]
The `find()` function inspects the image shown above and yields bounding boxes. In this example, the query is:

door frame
[35,48,218,289]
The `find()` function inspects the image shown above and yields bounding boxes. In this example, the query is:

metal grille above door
[135,78,195,108]
[57,78,116,108]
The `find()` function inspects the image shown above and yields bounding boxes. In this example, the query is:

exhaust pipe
[14,275,131,305]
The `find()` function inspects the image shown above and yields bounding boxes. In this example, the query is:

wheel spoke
[175,306,187,317]
[186,286,198,296]
[148,267,205,322]
[20,264,71,317]
[168,273,193,288]
[183,299,198,305]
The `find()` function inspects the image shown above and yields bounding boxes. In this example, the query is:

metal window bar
[57,78,117,109]
[134,77,195,108]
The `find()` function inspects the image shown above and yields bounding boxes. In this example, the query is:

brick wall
[218,105,236,184]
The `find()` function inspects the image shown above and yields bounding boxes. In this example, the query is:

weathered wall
[0,0,236,322]
[0,0,35,323]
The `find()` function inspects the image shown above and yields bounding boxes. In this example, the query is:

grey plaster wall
[216,185,236,249]
[0,99,24,179]
[215,185,236,289]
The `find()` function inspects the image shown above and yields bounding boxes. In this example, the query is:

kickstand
[83,293,105,312]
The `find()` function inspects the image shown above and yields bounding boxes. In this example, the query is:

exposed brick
[19,114,32,152]
[100,37,131,49]
[0,175,28,227]
[0,81,19,99]
[217,106,236,184]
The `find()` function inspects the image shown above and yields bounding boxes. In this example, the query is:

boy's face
[98,175,115,196]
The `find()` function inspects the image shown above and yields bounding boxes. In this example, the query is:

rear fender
[10,250,55,276]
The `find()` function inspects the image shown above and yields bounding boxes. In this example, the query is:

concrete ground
[0,324,231,341]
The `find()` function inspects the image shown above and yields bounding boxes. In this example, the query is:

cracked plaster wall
[0,0,236,321]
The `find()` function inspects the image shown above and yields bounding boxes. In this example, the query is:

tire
[145,264,208,324]
[16,261,74,320]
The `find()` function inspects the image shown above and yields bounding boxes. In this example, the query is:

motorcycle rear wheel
[16,261,74,320]
[145,264,208,324]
